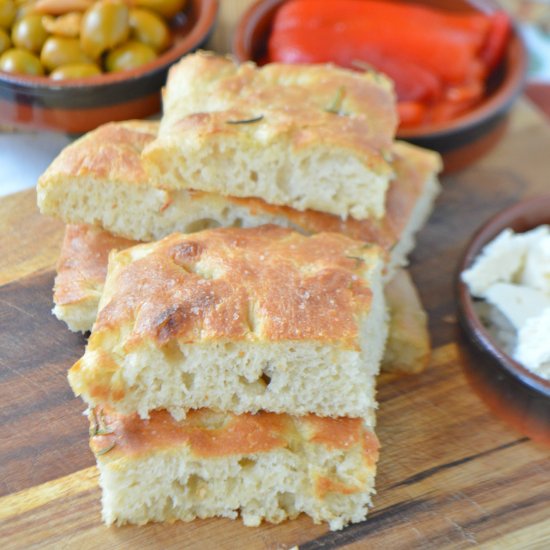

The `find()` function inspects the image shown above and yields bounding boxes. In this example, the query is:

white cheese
[461,228,539,297]
[521,230,550,293]
[462,224,550,381]
[484,282,550,330]
[514,307,550,380]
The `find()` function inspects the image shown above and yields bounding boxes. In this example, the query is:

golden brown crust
[54,225,139,307]
[304,415,367,450]
[38,120,157,191]
[154,51,397,172]
[89,407,379,462]
[91,225,382,347]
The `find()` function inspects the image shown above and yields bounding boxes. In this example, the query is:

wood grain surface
[2,0,550,545]
[1,98,550,550]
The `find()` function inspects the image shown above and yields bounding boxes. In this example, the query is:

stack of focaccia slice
[37,52,442,529]
[72,226,388,529]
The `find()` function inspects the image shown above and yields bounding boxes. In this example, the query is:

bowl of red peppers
[233,0,527,172]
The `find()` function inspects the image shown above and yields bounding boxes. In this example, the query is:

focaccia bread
[383,269,431,374]
[90,407,379,530]
[37,120,440,272]
[141,51,397,220]
[54,224,430,373]
[53,224,140,332]
[69,225,388,424]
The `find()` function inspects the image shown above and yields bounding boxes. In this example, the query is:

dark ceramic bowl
[0,0,218,134]
[233,0,528,173]
[456,196,550,445]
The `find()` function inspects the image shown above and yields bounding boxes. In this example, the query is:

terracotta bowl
[456,196,550,445]
[233,0,528,173]
[0,0,218,134]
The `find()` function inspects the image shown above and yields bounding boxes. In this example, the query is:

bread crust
[83,225,382,346]
[39,120,157,189]
[90,407,379,461]
[54,224,139,308]
[156,51,397,160]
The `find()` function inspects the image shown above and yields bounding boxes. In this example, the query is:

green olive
[134,0,186,20]
[11,14,48,53]
[129,8,169,53]
[50,62,101,79]
[105,39,155,72]
[0,47,44,74]
[40,37,91,72]
[0,0,16,30]
[80,0,129,59]
[0,27,10,54]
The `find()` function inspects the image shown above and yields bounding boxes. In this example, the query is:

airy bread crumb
[91,408,379,530]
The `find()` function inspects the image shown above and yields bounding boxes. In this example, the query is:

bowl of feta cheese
[457,196,550,443]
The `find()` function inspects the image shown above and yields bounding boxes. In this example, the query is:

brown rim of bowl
[456,195,550,398]
[0,0,218,90]
[233,0,528,139]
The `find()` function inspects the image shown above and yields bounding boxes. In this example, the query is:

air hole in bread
[277,492,297,514]
[185,474,208,497]
[181,371,194,391]
[249,170,258,183]
[238,457,256,470]
[237,375,267,395]
[260,372,271,386]
[163,342,186,365]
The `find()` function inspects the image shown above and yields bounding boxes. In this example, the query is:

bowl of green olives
[0,0,217,132]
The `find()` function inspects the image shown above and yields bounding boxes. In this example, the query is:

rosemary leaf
[226,115,264,125]
[325,86,346,114]
[96,442,116,456]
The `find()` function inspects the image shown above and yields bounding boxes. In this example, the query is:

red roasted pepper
[268,0,511,128]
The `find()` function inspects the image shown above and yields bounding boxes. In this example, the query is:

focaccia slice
[90,407,379,531]
[143,52,397,220]
[69,226,388,424]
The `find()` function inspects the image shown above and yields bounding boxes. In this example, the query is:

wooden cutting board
[1,99,550,549]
